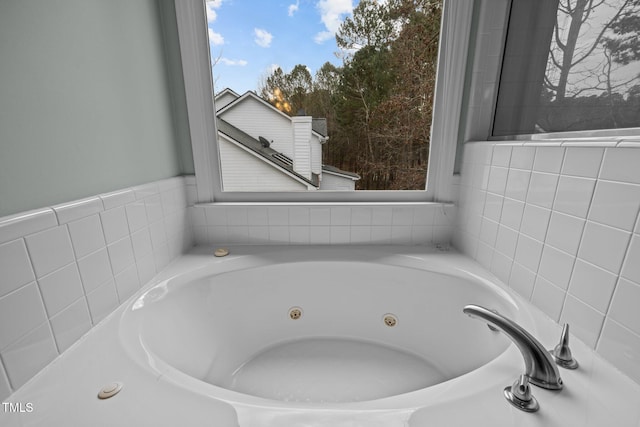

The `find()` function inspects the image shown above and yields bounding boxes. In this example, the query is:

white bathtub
[6,245,640,427]
[119,246,532,413]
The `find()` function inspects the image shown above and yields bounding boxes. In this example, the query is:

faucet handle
[549,323,579,369]
[504,374,539,412]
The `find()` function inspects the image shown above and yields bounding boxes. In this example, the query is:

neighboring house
[214,89,360,191]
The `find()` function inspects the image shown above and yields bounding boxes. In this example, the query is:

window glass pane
[494,0,640,136]
[206,0,442,191]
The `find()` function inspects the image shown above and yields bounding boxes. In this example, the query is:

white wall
[218,137,308,191]
[0,0,189,217]
[219,96,295,158]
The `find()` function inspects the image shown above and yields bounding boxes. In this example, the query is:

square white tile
[350,226,372,244]
[500,198,525,230]
[533,147,564,174]
[371,207,393,225]
[247,206,269,226]
[526,172,559,209]
[0,239,35,298]
[538,245,575,290]
[495,225,518,258]
[50,298,91,353]
[107,237,135,275]
[248,226,269,243]
[370,226,392,244]
[578,221,630,274]
[77,249,114,294]
[125,202,148,233]
[37,263,84,317]
[309,207,331,226]
[492,145,512,167]
[226,206,249,226]
[568,259,617,314]
[309,226,331,244]
[330,226,351,244]
[505,169,530,201]
[24,226,75,279]
[0,283,48,350]
[487,166,509,195]
[510,146,535,170]
[267,206,289,226]
[331,207,352,226]
[608,278,640,335]
[100,207,130,245]
[553,176,595,218]
[130,228,154,260]
[531,276,565,321]
[144,195,164,224]
[514,234,544,272]
[519,204,550,241]
[86,280,119,324]
[561,147,604,178]
[483,193,504,222]
[0,323,57,389]
[288,207,310,226]
[289,226,310,244]
[67,214,106,259]
[588,180,640,231]
[600,148,640,185]
[391,206,414,226]
[114,265,140,303]
[509,262,536,299]
[545,211,585,256]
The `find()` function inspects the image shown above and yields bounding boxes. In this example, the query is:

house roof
[216,118,320,188]
[217,91,328,141]
[215,88,240,100]
[321,164,361,180]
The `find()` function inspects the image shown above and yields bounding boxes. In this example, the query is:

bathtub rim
[117,244,536,411]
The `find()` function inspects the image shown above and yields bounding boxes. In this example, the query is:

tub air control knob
[214,248,229,257]
[549,323,579,369]
[504,375,539,412]
[97,382,123,399]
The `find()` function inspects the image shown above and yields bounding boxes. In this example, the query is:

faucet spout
[463,304,563,390]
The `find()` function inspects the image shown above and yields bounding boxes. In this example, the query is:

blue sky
[206,0,356,94]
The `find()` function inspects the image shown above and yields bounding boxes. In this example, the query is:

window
[494,0,640,137]
[174,1,472,203]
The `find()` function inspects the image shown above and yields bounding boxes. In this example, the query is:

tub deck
[2,245,640,427]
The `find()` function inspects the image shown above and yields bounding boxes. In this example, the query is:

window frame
[488,0,640,142]
[174,0,472,204]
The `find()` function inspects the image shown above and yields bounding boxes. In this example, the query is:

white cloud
[219,58,248,66]
[315,0,353,44]
[208,28,224,46]
[254,28,273,48]
[288,0,300,16]
[206,0,222,23]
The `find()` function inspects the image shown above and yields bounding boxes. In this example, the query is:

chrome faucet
[463,304,563,391]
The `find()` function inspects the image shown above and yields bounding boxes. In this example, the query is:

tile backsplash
[0,176,191,399]
[189,202,455,246]
[454,141,640,384]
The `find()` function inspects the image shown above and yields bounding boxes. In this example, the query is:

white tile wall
[190,203,455,247]
[0,176,192,398]
[454,141,640,384]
